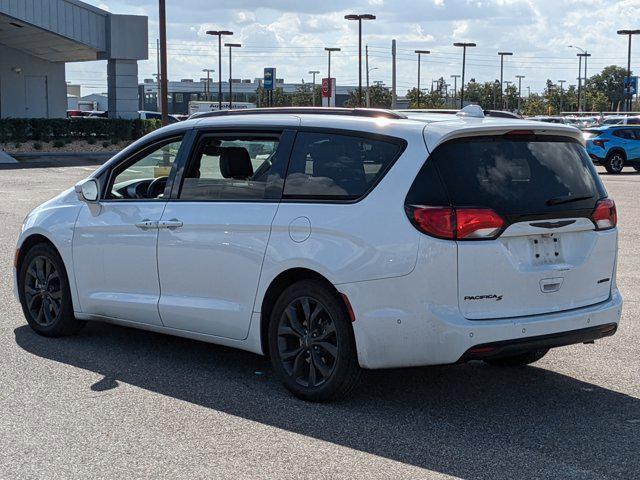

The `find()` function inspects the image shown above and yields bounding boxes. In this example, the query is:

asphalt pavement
[0,159,638,479]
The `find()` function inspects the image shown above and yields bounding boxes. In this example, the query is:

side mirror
[75,178,100,203]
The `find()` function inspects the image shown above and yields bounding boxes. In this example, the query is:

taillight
[407,206,504,240]
[591,198,617,230]
[593,139,608,148]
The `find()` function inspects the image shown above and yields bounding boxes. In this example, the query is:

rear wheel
[18,243,85,337]
[604,151,625,174]
[485,348,549,367]
[268,280,361,402]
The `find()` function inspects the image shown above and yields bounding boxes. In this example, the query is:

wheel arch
[607,147,627,160]
[259,267,350,356]
[16,233,60,272]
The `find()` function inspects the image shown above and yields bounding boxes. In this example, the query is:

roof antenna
[456,104,485,118]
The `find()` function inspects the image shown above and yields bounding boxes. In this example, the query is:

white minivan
[14,107,622,401]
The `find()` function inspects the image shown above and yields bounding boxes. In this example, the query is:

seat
[219,147,254,180]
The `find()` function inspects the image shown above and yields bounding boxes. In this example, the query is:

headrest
[219,147,253,180]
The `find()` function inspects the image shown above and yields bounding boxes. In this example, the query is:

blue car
[585,125,640,174]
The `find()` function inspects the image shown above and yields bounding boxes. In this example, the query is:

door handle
[158,219,183,230]
[135,219,158,230]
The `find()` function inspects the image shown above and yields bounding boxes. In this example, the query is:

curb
[10,151,116,158]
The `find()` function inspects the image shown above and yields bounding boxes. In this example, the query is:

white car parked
[14,107,622,401]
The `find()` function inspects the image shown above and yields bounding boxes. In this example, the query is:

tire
[484,348,549,367]
[268,280,361,402]
[604,151,625,174]
[18,243,85,337]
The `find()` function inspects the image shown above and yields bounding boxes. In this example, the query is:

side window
[108,137,183,200]
[179,135,280,200]
[614,129,634,139]
[283,131,403,200]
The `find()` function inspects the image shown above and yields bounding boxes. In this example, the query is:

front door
[73,136,185,325]
[157,130,292,339]
[24,75,48,118]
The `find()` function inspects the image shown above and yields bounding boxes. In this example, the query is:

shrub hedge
[0,118,162,143]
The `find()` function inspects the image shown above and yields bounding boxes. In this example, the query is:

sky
[68,0,640,97]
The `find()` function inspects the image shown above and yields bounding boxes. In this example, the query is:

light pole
[415,50,430,108]
[202,68,214,101]
[345,13,376,107]
[366,66,378,107]
[498,51,513,109]
[617,30,640,111]
[224,43,241,109]
[308,70,320,106]
[324,47,340,107]
[158,0,169,125]
[451,74,460,106]
[454,42,476,108]
[504,80,513,110]
[516,74,525,113]
[569,45,587,111]
[558,79,566,113]
[206,30,233,110]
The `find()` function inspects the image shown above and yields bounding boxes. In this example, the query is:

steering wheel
[147,176,168,198]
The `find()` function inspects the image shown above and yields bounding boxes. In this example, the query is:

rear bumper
[459,322,617,362]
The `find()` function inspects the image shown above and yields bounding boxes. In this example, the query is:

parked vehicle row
[15,107,621,401]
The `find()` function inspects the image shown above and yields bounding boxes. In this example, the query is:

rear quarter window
[283,131,405,200]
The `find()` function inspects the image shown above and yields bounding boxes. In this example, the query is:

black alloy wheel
[276,296,338,388]
[268,280,361,402]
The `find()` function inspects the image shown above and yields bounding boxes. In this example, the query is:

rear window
[283,131,404,200]
[409,135,606,216]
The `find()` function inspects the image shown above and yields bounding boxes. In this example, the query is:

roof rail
[191,107,407,120]
[397,108,521,119]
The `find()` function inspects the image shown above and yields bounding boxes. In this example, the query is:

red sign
[322,78,331,97]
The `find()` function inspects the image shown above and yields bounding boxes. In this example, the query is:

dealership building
[0,0,147,119]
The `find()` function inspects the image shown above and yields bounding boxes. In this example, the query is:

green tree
[255,86,291,107]
[345,84,392,108]
[290,84,323,106]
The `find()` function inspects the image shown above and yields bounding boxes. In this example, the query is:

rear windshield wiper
[546,194,594,206]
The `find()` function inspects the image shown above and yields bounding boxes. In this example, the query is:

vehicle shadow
[14,322,639,479]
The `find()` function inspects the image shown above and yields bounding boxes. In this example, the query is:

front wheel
[268,280,361,402]
[604,151,625,174]
[484,348,549,367]
[18,243,85,337]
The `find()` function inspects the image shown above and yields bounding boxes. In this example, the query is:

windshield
[431,135,606,216]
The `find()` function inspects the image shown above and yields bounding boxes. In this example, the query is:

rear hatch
[408,132,616,320]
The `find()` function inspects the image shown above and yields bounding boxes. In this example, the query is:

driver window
[108,138,183,200]
[179,135,279,200]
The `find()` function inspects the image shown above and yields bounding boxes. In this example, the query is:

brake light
[591,198,617,230]
[408,206,504,240]
[593,139,608,148]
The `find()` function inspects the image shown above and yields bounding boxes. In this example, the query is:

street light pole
[206,30,233,110]
[345,14,376,107]
[158,0,169,125]
[558,79,566,113]
[224,43,241,110]
[516,74,525,113]
[498,52,513,109]
[504,80,513,110]
[451,74,460,107]
[569,45,586,112]
[202,68,214,101]
[454,42,476,108]
[617,30,640,111]
[308,70,320,106]
[324,47,340,107]
[415,50,430,109]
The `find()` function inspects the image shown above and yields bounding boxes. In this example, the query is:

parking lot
[0,160,638,480]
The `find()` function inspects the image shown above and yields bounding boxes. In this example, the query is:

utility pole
[156,38,161,112]
[365,45,369,107]
[308,70,320,106]
[617,30,640,111]
[391,39,397,109]
[206,30,233,110]
[202,68,214,101]
[558,79,566,113]
[454,42,476,108]
[516,74,525,113]
[451,74,460,107]
[158,0,169,125]
[504,80,513,110]
[324,47,340,107]
[224,43,241,110]
[415,50,430,109]
[345,14,376,107]
[498,51,513,109]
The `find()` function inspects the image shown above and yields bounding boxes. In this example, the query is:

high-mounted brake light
[504,129,535,136]
[591,198,617,230]
[408,206,504,240]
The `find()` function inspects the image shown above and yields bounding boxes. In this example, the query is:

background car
[585,125,640,173]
